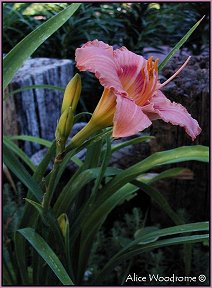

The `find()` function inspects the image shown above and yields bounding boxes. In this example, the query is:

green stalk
[42,160,61,211]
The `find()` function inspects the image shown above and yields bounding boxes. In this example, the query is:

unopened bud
[55,107,74,149]
[61,73,82,114]
[57,213,69,238]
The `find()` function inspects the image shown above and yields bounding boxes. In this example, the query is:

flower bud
[61,73,82,114]
[55,107,74,151]
[57,213,69,238]
[69,88,115,148]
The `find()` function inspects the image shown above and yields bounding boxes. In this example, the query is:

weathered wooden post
[4,58,74,156]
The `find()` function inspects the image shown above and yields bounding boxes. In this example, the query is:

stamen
[137,57,159,106]
[147,57,153,79]
[160,56,191,88]
[154,58,159,70]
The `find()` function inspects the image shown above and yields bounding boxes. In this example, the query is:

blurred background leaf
[3,2,209,111]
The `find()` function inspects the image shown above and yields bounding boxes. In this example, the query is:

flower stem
[42,157,62,211]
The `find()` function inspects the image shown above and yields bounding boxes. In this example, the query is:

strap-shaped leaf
[77,183,139,279]
[111,135,154,152]
[137,167,193,184]
[95,222,209,282]
[99,145,209,204]
[97,234,208,283]
[18,228,74,285]
[53,166,120,217]
[74,112,92,123]
[15,141,56,284]
[52,128,113,193]
[24,198,65,251]
[3,254,16,285]
[10,135,52,148]
[158,16,205,71]
[132,180,184,225]
[3,3,81,90]
[80,146,207,239]
[3,143,42,202]
[91,135,112,197]
[3,136,36,171]
[4,84,65,101]
[77,146,208,278]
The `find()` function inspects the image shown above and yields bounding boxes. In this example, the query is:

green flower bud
[55,107,74,152]
[61,73,82,114]
[57,213,69,238]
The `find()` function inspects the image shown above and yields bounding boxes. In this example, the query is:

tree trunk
[4,58,73,156]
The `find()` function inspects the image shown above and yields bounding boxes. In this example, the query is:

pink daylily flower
[75,40,201,140]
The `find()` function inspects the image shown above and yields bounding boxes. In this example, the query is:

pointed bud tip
[61,73,82,114]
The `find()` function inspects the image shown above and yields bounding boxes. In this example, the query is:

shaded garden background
[3,2,210,285]
[3,2,209,112]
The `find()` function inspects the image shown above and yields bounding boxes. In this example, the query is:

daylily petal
[113,95,152,138]
[75,40,126,96]
[113,47,146,99]
[144,91,201,140]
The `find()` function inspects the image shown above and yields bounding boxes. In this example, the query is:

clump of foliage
[3,3,209,113]
[3,2,209,59]
[86,208,209,285]
[3,182,24,240]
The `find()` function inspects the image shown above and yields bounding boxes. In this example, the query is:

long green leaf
[111,135,154,153]
[81,144,209,238]
[53,167,120,217]
[33,140,56,183]
[91,135,111,197]
[95,234,208,283]
[18,228,74,285]
[3,3,81,90]
[63,127,112,155]
[15,141,56,285]
[24,198,65,250]
[53,169,96,217]
[133,180,184,225]
[99,145,208,204]
[95,222,209,282]
[78,145,208,277]
[14,232,30,284]
[57,214,73,278]
[3,136,36,171]
[135,179,193,277]
[3,255,15,285]
[3,85,64,101]
[119,221,208,253]
[77,136,112,280]
[10,135,52,148]
[53,128,112,192]
[3,143,42,202]
[158,16,205,71]
[77,183,139,280]
[63,167,121,242]
[74,112,92,123]
[137,167,193,184]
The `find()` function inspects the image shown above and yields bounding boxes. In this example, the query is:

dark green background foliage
[3,2,209,112]
[87,208,209,285]
[3,2,209,57]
